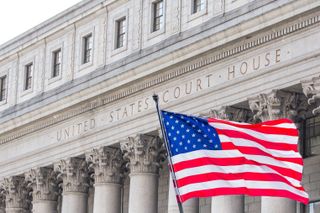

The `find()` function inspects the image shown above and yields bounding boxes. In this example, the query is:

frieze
[0,14,319,145]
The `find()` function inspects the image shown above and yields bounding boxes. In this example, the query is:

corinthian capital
[86,147,123,184]
[248,90,307,122]
[208,106,252,122]
[0,176,30,210]
[25,167,58,202]
[54,158,89,193]
[120,134,165,174]
[302,76,320,115]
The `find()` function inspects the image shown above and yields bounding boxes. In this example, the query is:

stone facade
[0,0,320,212]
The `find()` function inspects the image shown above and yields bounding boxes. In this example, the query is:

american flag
[161,110,308,204]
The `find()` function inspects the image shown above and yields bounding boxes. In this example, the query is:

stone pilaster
[248,90,304,213]
[54,158,89,213]
[86,147,124,213]
[302,76,320,115]
[1,176,30,213]
[121,134,164,213]
[25,167,58,213]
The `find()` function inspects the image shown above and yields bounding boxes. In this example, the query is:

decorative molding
[86,147,124,184]
[120,134,165,174]
[54,158,89,193]
[0,14,319,145]
[248,90,308,122]
[25,167,58,202]
[0,176,30,211]
[301,76,320,115]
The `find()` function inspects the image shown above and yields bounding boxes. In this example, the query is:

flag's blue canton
[161,110,222,156]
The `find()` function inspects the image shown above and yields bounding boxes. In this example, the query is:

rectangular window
[0,75,7,101]
[192,0,205,14]
[52,49,62,78]
[304,201,320,213]
[116,18,126,49]
[24,63,33,91]
[152,0,164,32]
[82,34,93,64]
[304,115,320,157]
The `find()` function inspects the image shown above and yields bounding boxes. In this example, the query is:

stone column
[1,176,30,213]
[167,175,199,213]
[249,90,306,213]
[302,76,320,115]
[25,167,59,213]
[54,158,89,213]
[209,106,249,213]
[121,134,164,213]
[86,147,123,213]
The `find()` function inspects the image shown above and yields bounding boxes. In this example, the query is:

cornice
[0,13,319,145]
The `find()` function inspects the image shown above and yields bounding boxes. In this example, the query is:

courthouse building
[0,0,320,212]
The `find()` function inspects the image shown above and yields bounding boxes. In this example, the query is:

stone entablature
[0,11,319,146]
[0,0,318,131]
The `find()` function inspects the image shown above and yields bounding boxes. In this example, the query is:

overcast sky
[0,0,82,46]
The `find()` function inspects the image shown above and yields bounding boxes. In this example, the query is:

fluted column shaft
[25,167,58,213]
[86,147,123,213]
[121,134,164,213]
[249,90,305,213]
[54,158,88,213]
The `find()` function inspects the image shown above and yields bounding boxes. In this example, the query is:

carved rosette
[302,76,320,115]
[0,176,30,211]
[54,158,89,193]
[248,90,307,122]
[120,134,165,174]
[208,106,252,122]
[86,147,123,184]
[25,167,58,202]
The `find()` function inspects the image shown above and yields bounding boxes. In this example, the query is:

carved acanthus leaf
[302,76,320,115]
[86,147,123,184]
[120,134,165,174]
[54,158,89,193]
[25,167,58,201]
[248,90,307,122]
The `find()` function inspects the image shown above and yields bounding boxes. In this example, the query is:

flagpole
[152,94,185,213]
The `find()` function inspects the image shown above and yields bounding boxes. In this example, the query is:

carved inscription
[227,49,281,80]
[57,119,96,142]
[55,48,286,143]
